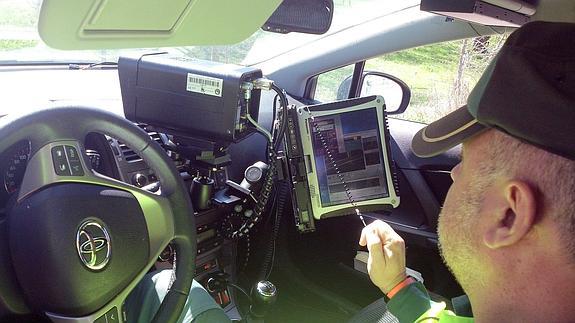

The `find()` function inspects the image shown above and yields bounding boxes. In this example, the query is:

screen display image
[309,108,389,207]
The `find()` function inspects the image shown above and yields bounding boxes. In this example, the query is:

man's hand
[359,220,407,294]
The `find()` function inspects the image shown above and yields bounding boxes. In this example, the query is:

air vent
[118,141,141,162]
[118,124,164,163]
[148,131,163,146]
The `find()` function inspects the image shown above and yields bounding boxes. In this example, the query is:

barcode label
[186,73,223,97]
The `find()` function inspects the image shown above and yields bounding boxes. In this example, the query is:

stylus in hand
[356,208,367,227]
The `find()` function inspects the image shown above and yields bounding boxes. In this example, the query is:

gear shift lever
[249,281,278,319]
[205,273,277,322]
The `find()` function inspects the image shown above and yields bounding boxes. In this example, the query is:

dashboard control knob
[244,161,269,184]
[132,173,148,187]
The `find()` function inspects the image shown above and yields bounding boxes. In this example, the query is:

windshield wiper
[68,61,118,70]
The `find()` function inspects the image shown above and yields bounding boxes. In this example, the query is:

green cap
[412,21,575,160]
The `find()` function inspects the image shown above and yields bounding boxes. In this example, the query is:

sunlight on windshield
[0,0,419,65]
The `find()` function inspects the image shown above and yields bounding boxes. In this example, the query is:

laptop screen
[309,107,390,207]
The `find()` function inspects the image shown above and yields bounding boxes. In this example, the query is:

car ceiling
[532,0,575,23]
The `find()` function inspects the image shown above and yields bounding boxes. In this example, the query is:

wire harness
[225,78,289,240]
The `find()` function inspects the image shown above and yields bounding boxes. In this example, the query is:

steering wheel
[0,106,196,323]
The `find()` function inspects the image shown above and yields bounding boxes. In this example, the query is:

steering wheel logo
[76,221,111,271]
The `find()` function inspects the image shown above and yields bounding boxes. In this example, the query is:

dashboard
[2,141,31,196]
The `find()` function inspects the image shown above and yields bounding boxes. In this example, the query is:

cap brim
[411,106,487,158]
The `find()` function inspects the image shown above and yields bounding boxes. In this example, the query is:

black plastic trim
[348,62,365,99]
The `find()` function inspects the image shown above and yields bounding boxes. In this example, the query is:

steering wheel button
[94,314,106,323]
[69,159,84,176]
[51,146,71,176]
[64,145,80,161]
[106,306,119,323]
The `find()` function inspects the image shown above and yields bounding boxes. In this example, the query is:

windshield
[0,0,420,66]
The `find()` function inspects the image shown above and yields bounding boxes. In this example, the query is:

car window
[366,34,511,123]
[313,33,510,124]
[314,64,355,103]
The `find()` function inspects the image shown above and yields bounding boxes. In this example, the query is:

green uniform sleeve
[386,281,433,322]
[387,281,474,323]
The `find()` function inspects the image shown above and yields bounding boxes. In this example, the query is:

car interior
[0,0,573,322]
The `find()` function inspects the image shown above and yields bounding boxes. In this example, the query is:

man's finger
[359,223,377,246]
[360,220,393,246]
[383,237,405,262]
[365,231,385,265]
[359,227,368,246]
[378,221,405,262]
[373,220,395,236]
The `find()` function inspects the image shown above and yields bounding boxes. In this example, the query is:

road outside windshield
[0,0,419,66]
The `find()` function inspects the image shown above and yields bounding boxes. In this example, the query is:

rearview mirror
[262,0,334,34]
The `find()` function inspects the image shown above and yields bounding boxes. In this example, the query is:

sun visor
[38,0,282,50]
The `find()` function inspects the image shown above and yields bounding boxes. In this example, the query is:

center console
[106,127,242,320]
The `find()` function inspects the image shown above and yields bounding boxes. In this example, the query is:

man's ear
[483,180,537,249]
